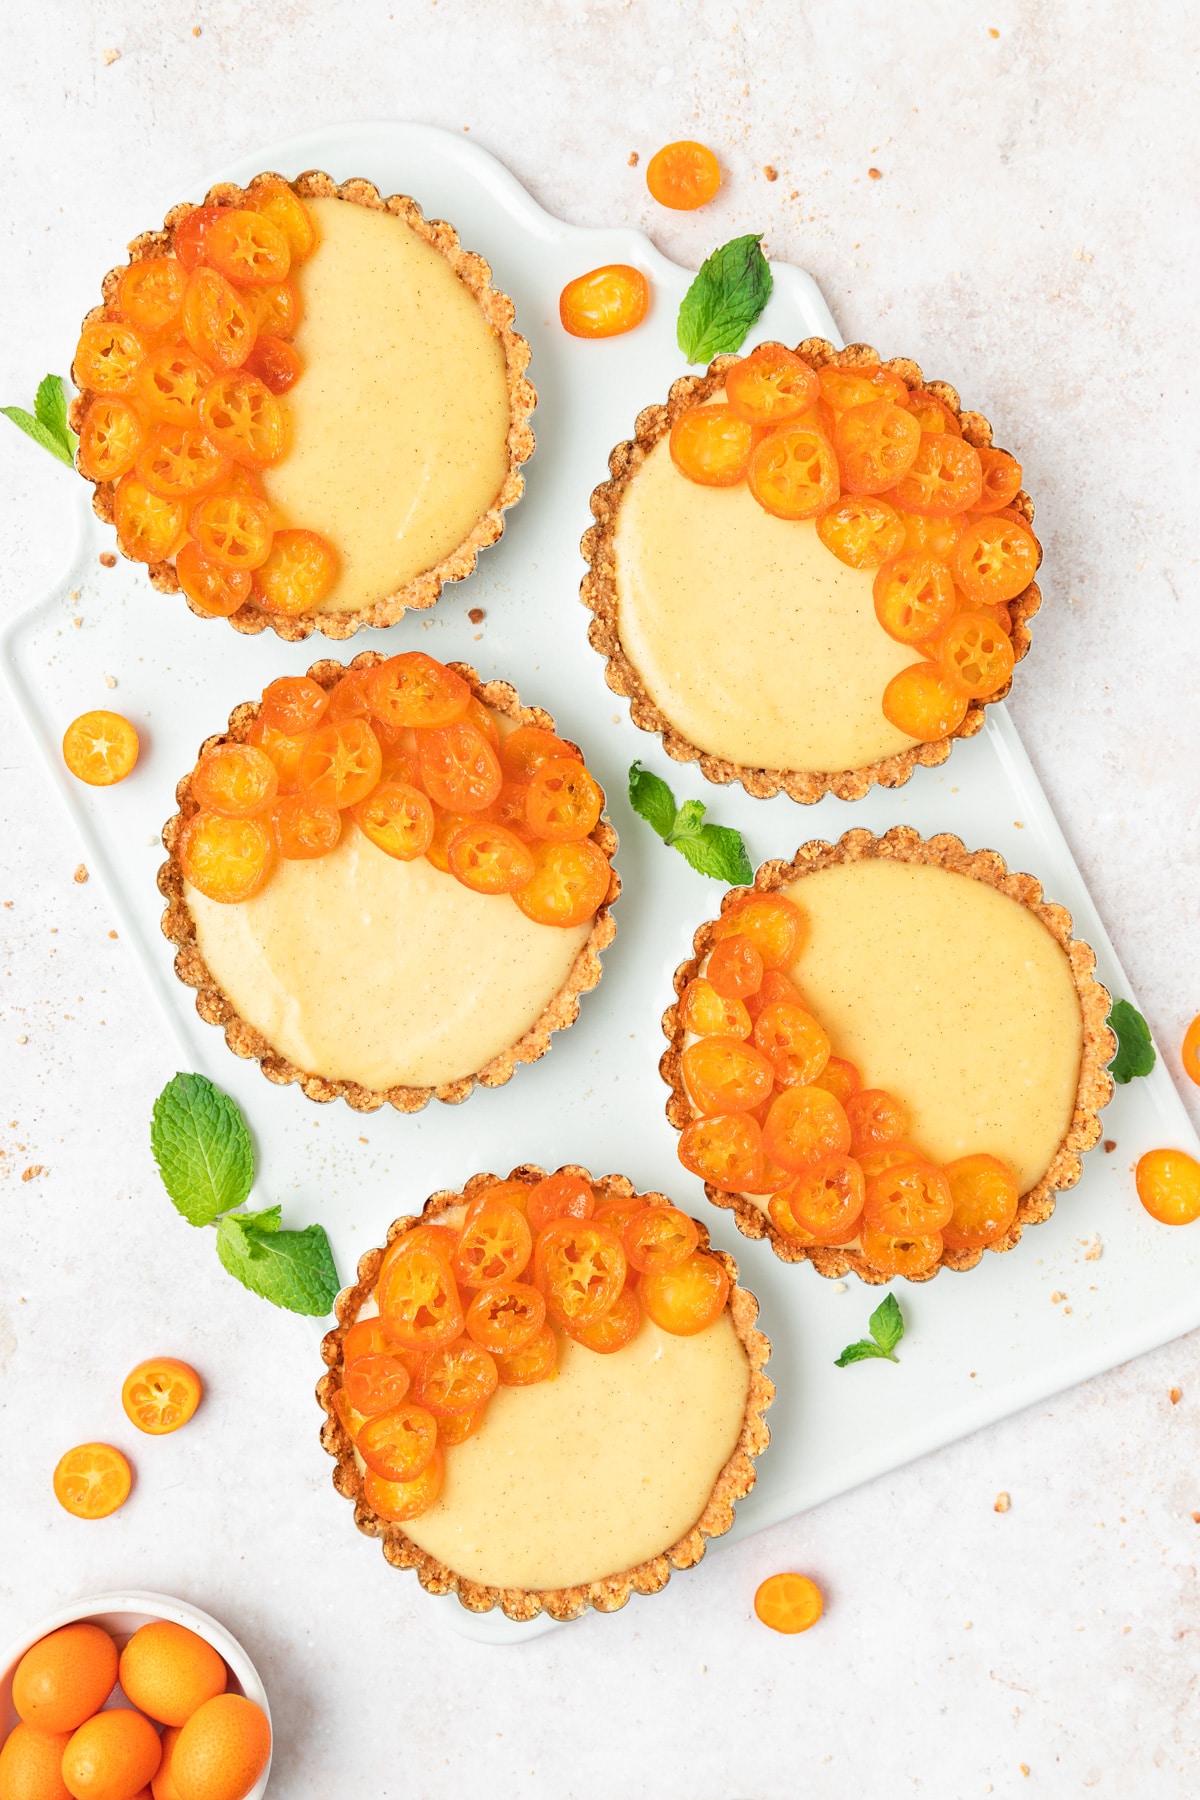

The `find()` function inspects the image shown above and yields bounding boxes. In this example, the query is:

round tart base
[581,338,1042,803]
[317,1166,774,1621]
[72,170,536,640]
[158,656,619,1114]
[661,827,1115,1282]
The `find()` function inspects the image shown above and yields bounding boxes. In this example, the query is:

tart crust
[581,339,1042,803]
[158,655,619,1113]
[317,1165,774,1621]
[660,826,1115,1281]
[71,170,536,640]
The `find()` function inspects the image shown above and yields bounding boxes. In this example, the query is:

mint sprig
[2,374,77,468]
[1107,999,1155,1085]
[835,1292,905,1367]
[628,763,752,884]
[677,234,773,365]
[151,1073,340,1316]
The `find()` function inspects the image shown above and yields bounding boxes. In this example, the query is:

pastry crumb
[468,607,485,624]
[1013,819,1024,828]
[964,1620,973,1629]
[101,46,121,65]
[830,1280,847,1294]
[73,864,89,884]
[99,552,117,567]
[16,1035,27,1046]
[108,929,118,939]
[628,151,639,167]
[192,23,201,34]
[1051,1290,1065,1303]
[1170,1387,1182,1404]
[72,616,82,629]
[1082,1234,1103,1260]
[763,164,778,181]
[1192,1512,1200,1524]
[994,1491,1011,1513]
[868,167,882,180]
[22,1165,47,1182]
[989,25,1000,36]
[104,674,117,689]
[1020,1768,1030,1779]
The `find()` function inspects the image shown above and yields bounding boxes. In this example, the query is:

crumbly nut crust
[316,1166,774,1621]
[659,826,1115,1282]
[580,339,1042,804]
[71,170,536,640]
[158,656,619,1113]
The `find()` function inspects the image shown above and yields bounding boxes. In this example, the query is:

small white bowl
[0,1590,272,1797]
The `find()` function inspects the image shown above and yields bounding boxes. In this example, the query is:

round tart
[317,1165,773,1621]
[661,827,1114,1281]
[582,339,1041,802]
[71,170,534,639]
[158,653,618,1112]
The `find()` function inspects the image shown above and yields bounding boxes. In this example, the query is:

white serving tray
[6,121,1199,1648]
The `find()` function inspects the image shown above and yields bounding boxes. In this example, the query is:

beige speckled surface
[2,3,1199,1796]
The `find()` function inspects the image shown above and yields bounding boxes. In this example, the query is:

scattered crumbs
[73,864,89,884]
[628,151,639,167]
[989,25,1000,36]
[1013,819,1024,829]
[104,674,117,689]
[1051,1290,1065,1304]
[970,1371,977,1378]
[964,1620,973,1630]
[99,552,117,568]
[192,23,201,34]
[951,786,959,794]
[72,617,82,629]
[467,607,485,624]
[868,167,882,180]
[1064,1306,1072,1315]
[611,713,621,724]
[830,1280,847,1294]
[1170,1387,1183,1404]
[1082,1234,1103,1261]
[763,164,778,182]
[1020,1768,1030,1780]
[22,1166,47,1182]
[1103,1139,1117,1154]
[994,1491,1011,1513]
[69,588,80,600]
[16,1036,28,1046]
[108,930,118,940]
[1191,1512,1200,1524]
[101,46,121,65]
[147,834,161,847]
[472,632,482,641]
[359,1136,368,1144]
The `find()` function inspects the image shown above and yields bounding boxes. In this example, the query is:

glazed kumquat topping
[645,139,722,210]
[754,1572,824,1634]
[62,710,139,786]
[560,263,650,338]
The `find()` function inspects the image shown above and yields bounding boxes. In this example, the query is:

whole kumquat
[60,1706,162,1800]
[1182,1014,1200,1087]
[170,1693,271,1800]
[0,1720,75,1797]
[118,1620,227,1728]
[11,1623,118,1733]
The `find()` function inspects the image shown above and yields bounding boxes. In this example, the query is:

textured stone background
[2,2,1199,1795]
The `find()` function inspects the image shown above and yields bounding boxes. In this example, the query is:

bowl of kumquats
[0,1593,271,1800]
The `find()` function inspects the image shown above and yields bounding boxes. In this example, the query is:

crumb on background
[468,607,485,623]
[763,164,778,181]
[868,166,882,179]
[101,47,121,65]
[73,865,88,884]
[1170,1387,1183,1403]
[994,1491,1011,1513]
[628,151,639,166]
[1103,1139,1117,1153]
[99,552,117,567]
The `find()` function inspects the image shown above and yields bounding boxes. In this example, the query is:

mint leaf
[834,1339,892,1367]
[35,374,72,450]
[628,762,677,840]
[151,1072,254,1226]
[1108,998,1155,1084]
[2,405,75,468]
[836,1290,904,1366]
[672,822,754,884]
[216,1211,340,1316]
[677,234,773,365]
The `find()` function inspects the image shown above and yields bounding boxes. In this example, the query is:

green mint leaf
[868,1292,905,1357]
[1,405,75,468]
[672,823,754,884]
[216,1212,340,1316]
[150,1072,254,1226]
[677,234,773,365]
[35,374,72,450]
[834,1339,892,1367]
[669,797,708,838]
[628,762,678,840]
[1108,998,1156,1084]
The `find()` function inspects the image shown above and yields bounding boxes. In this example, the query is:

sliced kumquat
[743,1155,793,1197]
[845,1088,909,1156]
[526,1171,595,1234]
[768,1190,821,1244]
[747,423,840,519]
[364,1448,443,1523]
[465,1280,546,1355]
[973,446,1023,512]
[755,1572,824,1634]
[1135,1148,1200,1225]
[78,397,144,482]
[248,177,318,261]
[873,552,957,644]
[247,712,311,793]
[707,933,765,1000]
[191,742,278,817]
[121,1357,202,1434]
[326,668,374,723]
[52,1443,132,1519]
[754,999,831,1087]
[200,370,290,466]
[377,1238,465,1349]
[182,265,257,370]
[173,203,225,271]
[498,724,581,782]
[899,508,964,561]
[189,491,274,570]
[724,344,819,426]
[882,660,969,742]
[358,1403,438,1482]
[368,652,471,730]
[858,1221,942,1277]
[781,1155,865,1242]
[513,836,610,928]
[449,818,536,892]
[438,1404,487,1446]
[640,1250,729,1335]
[525,758,603,841]
[113,475,187,562]
[678,1112,765,1191]
[74,319,149,395]
[342,1352,411,1419]
[135,339,216,424]
[535,1219,626,1327]
[623,1205,699,1274]
[811,1056,862,1105]
[253,527,339,614]
[332,1386,369,1441]
[116,255,188,337]
[260,675,329,736]
[425,808,474,875]
[495,1322,558,1387]
[935,610,1015,698]
[863,1158,953,1234]
[176,540,252,617]
[566,1284,641,1354]
[415,1340,499,1416]
[834,400,921,495]
[904,389,962,436]
[954,513,1039,602]
[298,717,383,809]
[1182,1014,1200,1088]
[246,332,303,394]
[817,494,906,569]
[669,403,755,487]
[713,894,805,969]
[940,1153,1020,1250]
[419,721,503,813]
[178,810,276,903]
[560,263,650,337]
[244,277,302,339]
[353,781,435,861]
[205,207,292,286]
[483,779,534,839]
[890,432,983,515]
[645,139,721,209]
[136,422,230,500]
[762,1085,852,1173]
[62,710,139,786]
[592,1195,648,1238]
[462,693,500,749]
[680,977,752,1040]
[856,1141,926,1185]
[454,1200,534,1287]
[342,1316,404,1363]
[682,1034,775,1116]
[746,967,806,1022]
[818,364,909,412]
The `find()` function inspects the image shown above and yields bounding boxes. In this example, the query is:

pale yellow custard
[402,1311,750,1591]
[613,433,917,772]
[261,195,511,616]
[186,830,589,1090]
[776,858,1083,1194]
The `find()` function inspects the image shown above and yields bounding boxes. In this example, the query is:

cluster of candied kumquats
[674,891,1022,1278]
[334,1174,731,1525]
[73,178,339,621]
[669,346,1041,744]
[178,652,612,927]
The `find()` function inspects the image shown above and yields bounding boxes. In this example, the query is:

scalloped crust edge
[70,169,536,641]
[659,826,1115,1283]
[580,339,1042,804]
[157,655,620,1113]
[316,1165,775,1621]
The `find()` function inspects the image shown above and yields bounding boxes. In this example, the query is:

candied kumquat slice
[754,999,831,1087]
[332,1386,369,1441]
[646,139,721,209]
[817,494,906,569]
[592,1194,648,1236]
[863,1158,952,1234]
[78,397,143,482]
[367,652,470,730]
[377,1238,464,1349]
[454,1200,533,1287]
[205,206,291,286]
[244,277,303,339]
[682,1034,774,1116]
[768,1189,821,1243]
[74,318,148,395]
[365,1448,443,1523]
[904,389,962,436]
[891,432,982,516]
[640,1249,729,1336]
[298,717,382,809]
[247,712,311,792]
[707,933,764,1001]
[113,475,187,562]
[845,1088,909,1156]
[762,1086,852,1173]
[245,332,303,395]
[499,724,581,782]
[973,446,1023,512]
[747,968,806,1023]
[466,1281,546,1355]
[191,742,278,817]
[781,1154,866,1242]
[53,1442,132,1519]
[678,1112,765,1191]
[755,1572,824,1634]
[342,1316,403,1362]
[175,540,250,618]
[623,1204,699,1274]
[117,256,187,336]
[248,177,317,260]
[940,1153,1020,1251]
[680,977,752,1040]
[835,400,921,495]
[882,661,969,742]
[560,263,649,337]
[513,837,610,928]
[495,1321,558,1387]
[173,203,224,271]
[747,424,839,519]
[343,1352,411,1419]
[254,528,339,617]
[954,513,1039,602]
[669,402,755,487]
[178,810,275,903]
[261,675,329,736]
[358,1402,438,1482]
[136,422,229,500]
[460,693,500,750]
[873,551,956,645]
[62,710,139,787]
[818,364,910,412]
[449,818,536,892]
[415,1340,499,1416]
[270,795,340,862]
[419,721,502,813]
[484,779,534,839]
[812,1056,861,1105]
[745,1154,794,1196]
[1136,1148,1200,1225]
[525,758,603,841]
[200,370,290,466]
[713,892,805,969]
[189,491,274,570]
[900,508,963,561]
[425,808,474,875]
[526,1171,595,1233]
[724,344,819,426]
[935,610,1015,699]
[855,1141,924,1184]
[120,1357,202,1434]
[438,1404,486,1446]
[135,339,215,424]
[1182,1014,1200,1087]
[353,781,434,861]
[859,1221,942,1277]
[182,265,257,370]
[535,1219,626,1327]
[568,1284,642,1353]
